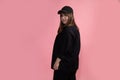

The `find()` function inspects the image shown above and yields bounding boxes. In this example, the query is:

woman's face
[60,13,69,25]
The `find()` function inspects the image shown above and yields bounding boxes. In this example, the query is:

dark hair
[57,13,79,34]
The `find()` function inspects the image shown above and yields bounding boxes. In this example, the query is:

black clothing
[53,69,77,80]
[51,26,81,71]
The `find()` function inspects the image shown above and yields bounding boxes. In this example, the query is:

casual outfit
[51,26,81,80]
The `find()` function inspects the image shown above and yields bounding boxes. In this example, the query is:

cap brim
[57,10,68,14]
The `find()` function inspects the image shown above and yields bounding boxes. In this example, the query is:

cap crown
[58,6,73,14]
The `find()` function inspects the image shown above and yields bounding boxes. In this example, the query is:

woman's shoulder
[64,26,78,32]
[62,26,77,37]
[64,26,78,33]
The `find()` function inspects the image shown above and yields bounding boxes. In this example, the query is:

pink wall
[0,0,120,80]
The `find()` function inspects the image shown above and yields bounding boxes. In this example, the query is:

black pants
[53,70,77,80]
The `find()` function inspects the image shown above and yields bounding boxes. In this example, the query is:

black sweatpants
[53,70,77,80]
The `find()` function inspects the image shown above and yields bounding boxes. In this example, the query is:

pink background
[0,0,120,80]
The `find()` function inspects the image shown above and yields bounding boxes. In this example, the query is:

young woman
[51,6,81,80]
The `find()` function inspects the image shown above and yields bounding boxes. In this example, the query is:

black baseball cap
[57,6,73,14]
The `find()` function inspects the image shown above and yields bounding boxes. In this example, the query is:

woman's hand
[53,57,61,70]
